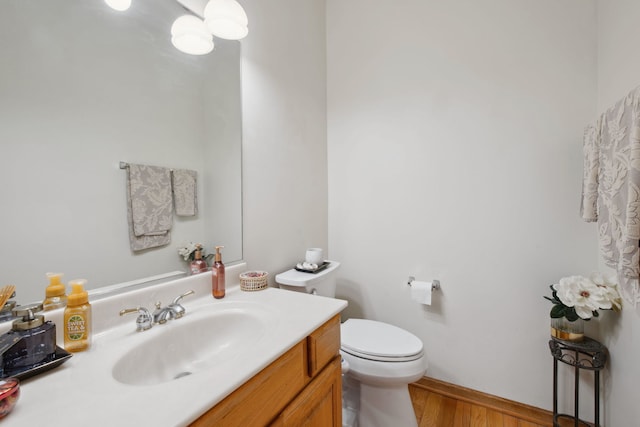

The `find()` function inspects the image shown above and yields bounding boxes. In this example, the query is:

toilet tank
[275,261,341,297]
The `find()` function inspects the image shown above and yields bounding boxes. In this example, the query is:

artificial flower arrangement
[177,242,214,264]
[545,273,622,321]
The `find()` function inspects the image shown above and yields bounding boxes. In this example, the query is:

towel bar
[119,161,175,172]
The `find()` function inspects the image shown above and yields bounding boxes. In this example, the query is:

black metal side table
[548,336,607,427]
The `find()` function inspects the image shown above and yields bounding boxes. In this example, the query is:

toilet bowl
[275,261,428,427]
[340,318,427,427]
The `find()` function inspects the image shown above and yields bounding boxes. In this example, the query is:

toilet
[275,261,428,427]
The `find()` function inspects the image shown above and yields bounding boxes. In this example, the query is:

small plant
[177,242,214,264]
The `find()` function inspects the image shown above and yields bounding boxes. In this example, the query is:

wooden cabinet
[191,315,342,427]
[270,357,341,427]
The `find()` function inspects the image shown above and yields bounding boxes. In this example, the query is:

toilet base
[342,375,360,427]
[342,375,417,427]
[359,383,417,427]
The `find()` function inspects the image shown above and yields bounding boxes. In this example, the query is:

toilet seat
[341,319,424,362]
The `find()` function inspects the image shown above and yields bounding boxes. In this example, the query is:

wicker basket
[239,271,269,291]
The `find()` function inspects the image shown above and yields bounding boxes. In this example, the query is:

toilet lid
[341,319,423,362]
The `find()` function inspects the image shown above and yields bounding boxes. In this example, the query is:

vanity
[3,263,347,426]
[193,313,342,426]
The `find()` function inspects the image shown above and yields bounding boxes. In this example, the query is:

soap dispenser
[212,246,225,299]
[43,272,67,311]
[0,303,56,377]
[189,244,209,275]
[64,280,92,352]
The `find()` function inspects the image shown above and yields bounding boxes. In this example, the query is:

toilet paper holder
[407,276,440,291]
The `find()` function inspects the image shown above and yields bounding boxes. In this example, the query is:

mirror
[0,0,243,304]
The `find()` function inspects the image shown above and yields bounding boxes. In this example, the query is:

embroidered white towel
[126,164,173,252]
[593,86,640,304]
[172,169,198,217]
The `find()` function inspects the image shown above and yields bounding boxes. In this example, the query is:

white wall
[593,1,640,424]
[597,0,640,110]
[240,0,329,281]
[227,0,640,422]
[327,0,599,415]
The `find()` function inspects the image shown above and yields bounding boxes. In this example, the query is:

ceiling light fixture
[171,15,214,55]
[104,0,248,55]
[204,0,249,41]
[104,0,132,12]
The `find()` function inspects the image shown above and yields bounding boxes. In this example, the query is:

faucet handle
[172,290,195,305]
[119,307,153,332]
[169,290,195,319]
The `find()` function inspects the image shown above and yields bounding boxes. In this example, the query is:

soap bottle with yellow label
[64,279,92,352]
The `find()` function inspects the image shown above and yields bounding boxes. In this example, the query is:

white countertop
[6,266,347,426]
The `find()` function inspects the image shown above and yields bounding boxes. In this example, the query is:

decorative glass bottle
[212,246,225,299]
[189,244,209,275]
[0,303,56,376]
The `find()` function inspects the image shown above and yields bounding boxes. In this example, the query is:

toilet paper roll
[410,280,432,305]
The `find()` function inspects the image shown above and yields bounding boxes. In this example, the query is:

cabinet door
[271,356,342,427]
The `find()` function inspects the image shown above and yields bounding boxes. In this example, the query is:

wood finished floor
[408,384,579,427]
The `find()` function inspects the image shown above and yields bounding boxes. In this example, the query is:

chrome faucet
[120,290,195,329]
[152,302,176,324]
[152,290,195,324]
[119,307,153,332]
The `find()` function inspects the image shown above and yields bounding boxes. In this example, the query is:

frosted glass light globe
[104,0,132,12]
[171,15,214,55]
[204,0,249,40]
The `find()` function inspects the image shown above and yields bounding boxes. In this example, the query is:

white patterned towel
[172,169,198,217]
[584,86,640,304]
[127,164,173,251]
[580,123,599,222]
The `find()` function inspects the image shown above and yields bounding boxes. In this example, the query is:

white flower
[177,242,198,261]
[553,275,614,320]
[589,271,615,287]
[590,272,622,311]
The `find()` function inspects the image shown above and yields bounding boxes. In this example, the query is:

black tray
[2,346,72,381]
[295,261,331,274]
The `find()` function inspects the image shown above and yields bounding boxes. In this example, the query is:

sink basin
[112,304,275,386]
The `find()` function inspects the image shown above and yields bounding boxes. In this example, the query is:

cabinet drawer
[306,315,341,378]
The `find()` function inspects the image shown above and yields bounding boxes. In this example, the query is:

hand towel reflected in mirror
[172,169,198,217]
[126,163,173,252]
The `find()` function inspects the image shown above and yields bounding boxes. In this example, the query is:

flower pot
[550,317,584,342]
